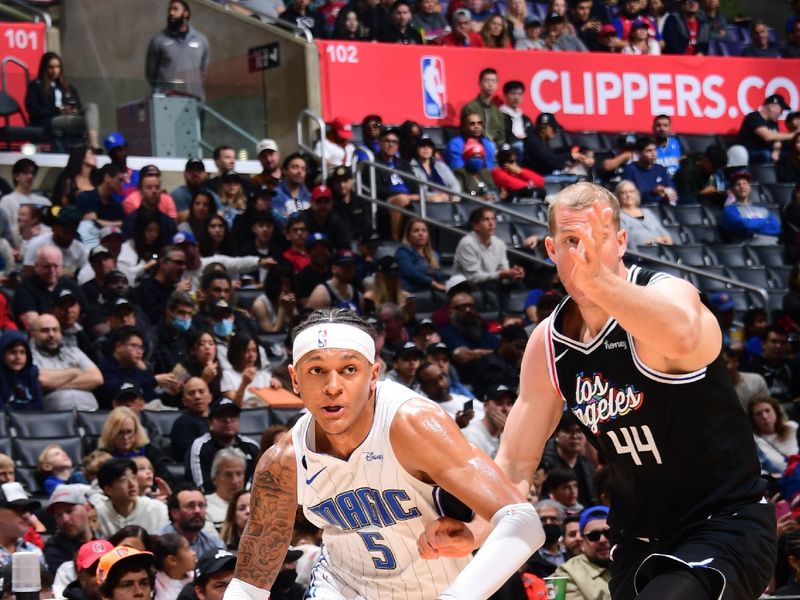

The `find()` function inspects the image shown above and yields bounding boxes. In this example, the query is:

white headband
[292,323,376,365]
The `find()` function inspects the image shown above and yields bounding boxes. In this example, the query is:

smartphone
[776,500,791,520]
[463,399,474,413]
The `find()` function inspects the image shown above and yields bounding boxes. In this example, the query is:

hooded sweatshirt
[0,330,43,411]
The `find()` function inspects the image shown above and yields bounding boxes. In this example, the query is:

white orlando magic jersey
[292,380,471,599]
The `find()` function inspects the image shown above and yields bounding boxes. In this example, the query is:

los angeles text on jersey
[573,372,645,434]
[308,487,421,530]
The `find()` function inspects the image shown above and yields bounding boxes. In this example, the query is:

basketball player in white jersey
[222,309,545,600]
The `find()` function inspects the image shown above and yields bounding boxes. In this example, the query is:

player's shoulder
[391,396,458,442]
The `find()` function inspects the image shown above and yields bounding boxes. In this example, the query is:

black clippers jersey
[545,266,764,539]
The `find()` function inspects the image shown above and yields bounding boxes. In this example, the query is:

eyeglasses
[584,528,610,542]
[467,120,483,126]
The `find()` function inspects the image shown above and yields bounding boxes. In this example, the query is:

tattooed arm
[229,433,297,594]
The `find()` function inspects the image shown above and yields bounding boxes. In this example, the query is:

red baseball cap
[462,138,485,159]
[329,117,353,140]
[312,184,333,202]
[76,540,115,572]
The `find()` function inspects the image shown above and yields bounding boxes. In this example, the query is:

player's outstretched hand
[568,200,615,294]
[418,517,476,560]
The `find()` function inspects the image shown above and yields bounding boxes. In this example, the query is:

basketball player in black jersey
[419,182,776,599]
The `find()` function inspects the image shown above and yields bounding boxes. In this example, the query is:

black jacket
[522,135,571,175]
[375,155,419,200]
[25,79,82,127]
[185,433,259,494]
[662,13,710,55]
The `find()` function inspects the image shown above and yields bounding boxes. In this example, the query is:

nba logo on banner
[421,56,446,119]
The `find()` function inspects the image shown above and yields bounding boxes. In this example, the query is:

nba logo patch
[421,56,446,119]
[317,329,327,347]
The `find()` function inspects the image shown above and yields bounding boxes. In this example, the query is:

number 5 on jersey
[357,532,397,570]
[607,425,663,466]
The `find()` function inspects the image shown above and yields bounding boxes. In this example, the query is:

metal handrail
[1,0,52,27]
[353,158,771,311]
[1,56,30,92]
[267,18,313,43]
[296,109,328,181]
[198,103,260,146]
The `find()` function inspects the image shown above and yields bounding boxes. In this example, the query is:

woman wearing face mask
[454,140,500,202]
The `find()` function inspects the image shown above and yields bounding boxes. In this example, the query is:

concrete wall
[59,0,319,157]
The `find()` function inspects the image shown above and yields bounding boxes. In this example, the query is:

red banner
[317,41,800,135]
[0,22,46,126]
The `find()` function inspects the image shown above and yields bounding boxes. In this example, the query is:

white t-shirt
[220,367,272,408]
[313,139,357,167]
[95,495,169,537]
[462,418,500,458]
[23,232,87,278]
[437,392,485,421]
[205,492,228,530]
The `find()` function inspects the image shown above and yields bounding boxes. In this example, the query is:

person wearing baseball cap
[314,117,356,169]
[103,133,139,201]
[190,549,237,600]
[327,166,374,245]
[736,92,795,164]
[386,341,424,388]
[551,506,611,598]
[457,138,499,200]
[303,184,352,251]
[45,484,99,574]
[171,159,221,220]
[721,168,781,243]
[0,482,43,567]
[251,139,282,190]
[525,111,580,175]
[306,247,360,313]
[96,546,154,600]
[65,540,116,600]
[461,383,516,458]
[186,398,258,494]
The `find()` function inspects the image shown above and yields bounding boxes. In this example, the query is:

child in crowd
[132,455,170,501]
[82,449,112,486]
[0,330,43,411]
[153,533,197,600]
[0,452,13,483]
[0,452,46,547]
[37,444,88,494]
[563,146,597,182]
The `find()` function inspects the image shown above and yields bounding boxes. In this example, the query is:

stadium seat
[669,205,715,227]
[696,265,732,292]
[9,410,77,438]
[768,290,786,313]
[514,222,550,243]
[662,224,694,244]
[494,222,519,246]
[764,183,795,205]
[749,164,776,185]
[712,245,758,268]
[727,266,774,290]
[425,202,457,224]
[239,408,271,438]
[0,437,10,456]
[0,413,7,437]
[0,91,45,150]
[751,245,787,267]
[727,289,753,312]
[141,410,184,439]
[679,135,721,155]
[724,25,745,42]
[164,463,186,484]
[508,202,546,222]
[76,410,110,437]
[267,407,302,426]
[721,41,745,55]
[414,290,446,314]
[769,266,793,289]
[505,289,529,314]
[631,244,668,262]
[14,467,41,495]
[421,127,446,147]
[13,437,83,469]
[668,244,715,266]
[685,224,722,245]
[564,131,608,151]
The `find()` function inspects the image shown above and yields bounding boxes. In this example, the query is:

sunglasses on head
[584,528,610,542]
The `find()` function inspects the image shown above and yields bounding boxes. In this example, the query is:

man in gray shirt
[543,12,588,52]
[145,0,210,101]
[29,313,103,411]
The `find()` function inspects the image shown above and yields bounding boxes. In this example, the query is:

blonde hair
[97,407,150,453]
[403,218,438,269]
[0,452,13,470]
[504,0,528,22]
[547,182,620,235]
[36,443,62,469]
[83,450,113,481]
[132,455,153,471]
[370,271,406,310]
